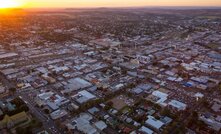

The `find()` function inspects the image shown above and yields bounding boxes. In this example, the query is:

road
[0,70,62,134]
[17,91,64,134]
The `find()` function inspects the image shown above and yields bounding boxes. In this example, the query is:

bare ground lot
[110,95,135,110]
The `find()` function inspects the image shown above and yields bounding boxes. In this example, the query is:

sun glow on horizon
[0,0,22,8]
[0,0,221,9]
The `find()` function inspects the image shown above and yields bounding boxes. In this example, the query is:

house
[194,92,204,100]
[119,62,140,70]
[160,116,173,124]
[211,102,221,112]
[41,74,56,83]
[132,87,143,94]
[94,121,107,131]
[88,107,100,115]
[199,113,221,131]
[132,84,152,94]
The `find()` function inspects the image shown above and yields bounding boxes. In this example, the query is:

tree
[126,92,133,98]
[9,87,16,94]
[192,111,198,118]
[127,83,135,89]
[44,109,50,114]
[152,61,159,66]
[153,103,161,110]
[16,126,32,134]
[106,101,114,107]
[104,105,112,111]
[11,98,25,107]
[19,105,29,112]
[37,122,43,127]
[202,99,209,108]
[163,65,170,69]
[161,108,171,116]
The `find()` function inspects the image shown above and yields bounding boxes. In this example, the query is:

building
[0,111,30,129]
[138,126,154,134]
[94,121,107,131]
[73,90,96,104]
[71,113,98,134]
[168,100,187,111]
[151,90,168,106]
[145,116,164,130]
[62,78,92,94]
[50,110,68,120]
[36,91,69,110]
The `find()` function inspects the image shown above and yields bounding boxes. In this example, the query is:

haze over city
[1,0,221,8]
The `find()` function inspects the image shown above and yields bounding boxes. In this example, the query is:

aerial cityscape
[0,0,221,134]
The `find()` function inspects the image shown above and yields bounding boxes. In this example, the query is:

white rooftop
[79,90,96,99]
[63,78,92,93]
[94,121,107,131]
[145,116,164,130]
[168,100,187,110]
[152,90,168,105]
[139,126,154,134]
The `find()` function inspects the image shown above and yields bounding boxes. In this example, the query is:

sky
[2,0,221,8]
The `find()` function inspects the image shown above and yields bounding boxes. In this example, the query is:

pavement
[16,90,64,134]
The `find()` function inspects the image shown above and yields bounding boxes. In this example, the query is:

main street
[17,90,63,134]
[0,72,63,134]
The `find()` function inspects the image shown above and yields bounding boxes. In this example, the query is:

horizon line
[19,6,221,10]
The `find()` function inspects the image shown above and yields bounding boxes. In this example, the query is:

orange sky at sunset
[0,0,221,9]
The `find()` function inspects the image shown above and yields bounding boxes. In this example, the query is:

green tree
[9,87,16,94]
[44,109,50,114]
[161,108,171,116]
